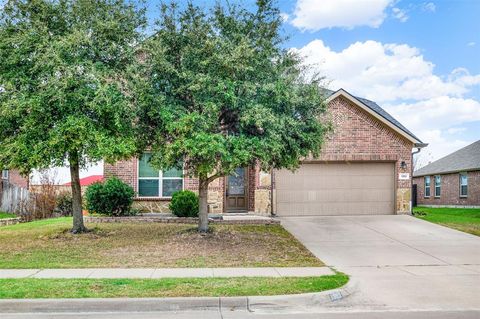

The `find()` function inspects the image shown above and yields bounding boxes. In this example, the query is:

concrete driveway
[281,215,480,311]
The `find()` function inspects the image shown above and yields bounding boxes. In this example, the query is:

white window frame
[1,169,8,180]
[459,173,468,198]
[424,176,431,198]
[434,175,441,198]
[137,153,184,198]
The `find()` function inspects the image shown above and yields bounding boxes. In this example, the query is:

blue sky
[142,0,480,163]
[41,0,480,182]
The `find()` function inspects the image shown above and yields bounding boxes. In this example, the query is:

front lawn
[0,217,322,268]
[0,212,16,219]
[413,206,480,236]
[0,274,348,298]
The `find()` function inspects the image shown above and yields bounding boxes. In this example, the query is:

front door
[226,167,247,212]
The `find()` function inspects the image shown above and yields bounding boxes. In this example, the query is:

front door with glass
[226,167,247,212]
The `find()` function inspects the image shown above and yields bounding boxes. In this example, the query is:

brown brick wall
[104,95,415,214]
[306,96,414,214]
[316,96,412,187]
[414,171,480,206]
[6,170,28,189]
[104,159,137,190]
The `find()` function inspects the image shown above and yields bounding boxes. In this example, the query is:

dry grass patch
[0,218,322,268]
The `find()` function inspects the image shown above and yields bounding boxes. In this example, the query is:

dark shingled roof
[323,88,422,143]
[413,140,480,177]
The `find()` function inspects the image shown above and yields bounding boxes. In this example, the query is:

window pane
[163,167,183,178]
[461,185,468,196]
[139,179,159,197]
[162,179,183,197]
[435,186,441,197]
[139,153,158,178]
[425,187,430,197]
[460,174,468,186]
[228,167,245,195]
[425,176,430,186]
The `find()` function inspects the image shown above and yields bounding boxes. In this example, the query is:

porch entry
[226,167,248,212]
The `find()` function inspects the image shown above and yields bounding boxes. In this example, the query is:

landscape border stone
[0,217,22,227]
[83,216,280,225]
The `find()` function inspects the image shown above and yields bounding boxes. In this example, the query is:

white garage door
[275,162,395,216]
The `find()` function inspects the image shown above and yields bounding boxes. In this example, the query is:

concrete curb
[0,281,356,314]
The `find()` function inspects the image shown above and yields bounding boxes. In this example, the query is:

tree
[136,0,330,232]
[0,0,146,233]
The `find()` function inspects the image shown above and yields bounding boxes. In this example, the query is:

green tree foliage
[0,0,146,232]
[136,0,330,232]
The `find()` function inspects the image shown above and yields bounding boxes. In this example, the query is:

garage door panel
[276,163,395,216]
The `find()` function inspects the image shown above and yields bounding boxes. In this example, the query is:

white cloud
[280,12,290,23]
[291,0,393,31]
[293,39,480,161]
[386,96,480,135]
[467,42,476,47]
[392,7,408,22]
[413,130,470,167]
[293,40,480,103]
[447,127,467,134]
[422,2,436,12]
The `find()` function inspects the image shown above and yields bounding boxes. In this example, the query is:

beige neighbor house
[413,140,480,208]
[105,89,426,216]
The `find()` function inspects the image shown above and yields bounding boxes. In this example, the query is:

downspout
[270,168,275,217]
[411,146,423,214]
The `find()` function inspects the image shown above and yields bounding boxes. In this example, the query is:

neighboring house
[0,169,29,189]
[105,88,426,216]
[63,175,104,187]
[413,140,480,208]
[30,175,103,195]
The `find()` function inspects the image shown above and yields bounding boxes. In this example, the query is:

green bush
[85,177,135,216]
[169,190,199,217]
[55,192,73,216]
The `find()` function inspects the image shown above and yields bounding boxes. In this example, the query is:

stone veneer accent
[105,95,416,215]
[413,171,480,207]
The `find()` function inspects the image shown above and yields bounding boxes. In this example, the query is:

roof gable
[325,89,423,145]
[414,140,480,176]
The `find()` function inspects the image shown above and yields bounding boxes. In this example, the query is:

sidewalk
[0,267,333,279]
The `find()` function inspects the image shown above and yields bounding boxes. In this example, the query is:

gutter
[411,144,427,213]
[270,168,276,217]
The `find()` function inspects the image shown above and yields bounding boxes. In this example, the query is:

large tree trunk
[69,151,87,234]
[198,176,209,233]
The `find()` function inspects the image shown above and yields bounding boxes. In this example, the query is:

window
[460,173,468,197]
[1,170,8,180]
[424,176,431,197]
[138,153,183,197]
[434,175,441,197]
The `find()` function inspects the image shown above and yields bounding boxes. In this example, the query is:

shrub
[85,177,135,216]
[169,190,199,217]
[55,192,73,216]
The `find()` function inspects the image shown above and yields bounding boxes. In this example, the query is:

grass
[0,217,322,268]
[413,206,480,236]
[0,275,348,298]
[0,212,16,219]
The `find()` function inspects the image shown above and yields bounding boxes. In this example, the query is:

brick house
[1,169,29,189]
[413,140,480,208]
[105,88,426,216]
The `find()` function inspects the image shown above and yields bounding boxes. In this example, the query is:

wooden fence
[0,181,30,214]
